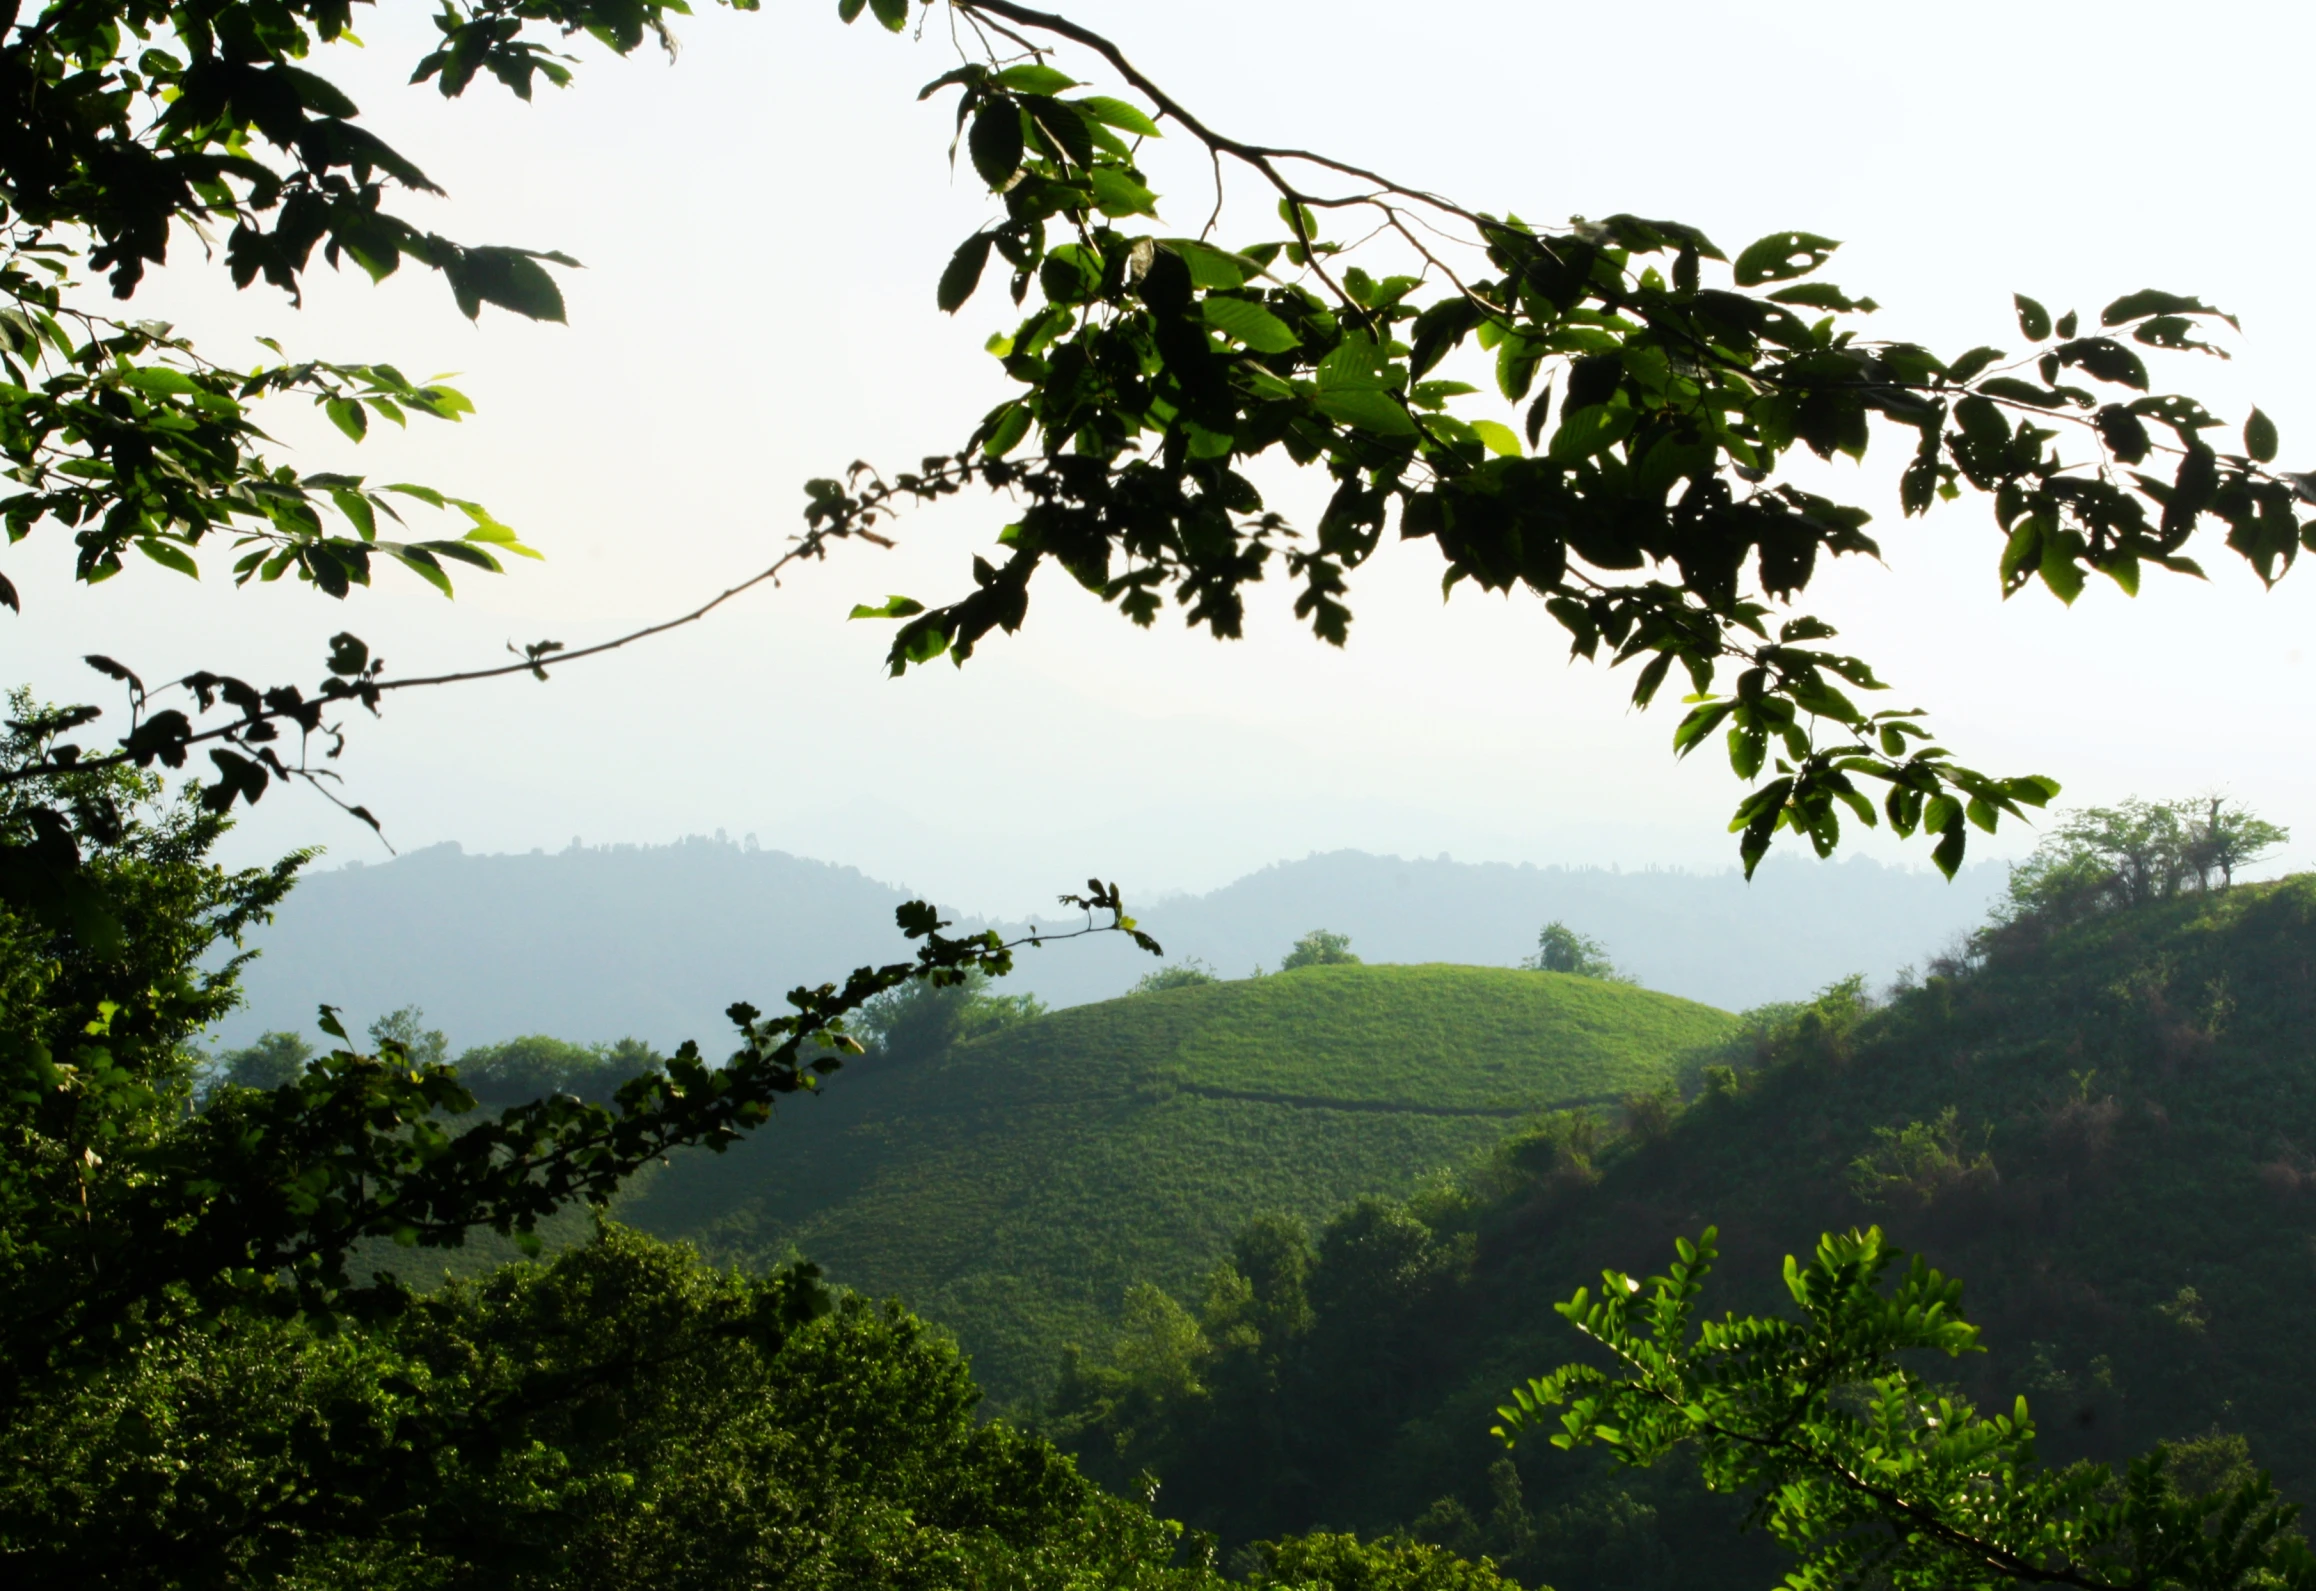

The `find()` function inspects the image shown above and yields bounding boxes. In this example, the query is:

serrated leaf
[1201,297,1298,353]
[995,63,1078,95]
[1074,95,1160,138]
[968,101,1023,190]
[1312,388,1417,436]
[1087,167,1157,218]
[1469,419,1522,457]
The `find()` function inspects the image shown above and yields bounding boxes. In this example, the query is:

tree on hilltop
[1281,929,1361,970]
[2000,794,2289,929]
[1525,921,1620,979]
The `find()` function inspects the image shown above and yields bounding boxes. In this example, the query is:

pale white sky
[13,0,2314,914]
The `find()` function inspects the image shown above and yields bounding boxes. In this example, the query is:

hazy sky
[14,0,2315,914]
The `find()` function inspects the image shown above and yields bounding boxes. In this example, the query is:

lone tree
[1280,929,1360,970]
[1526,921,1618,978]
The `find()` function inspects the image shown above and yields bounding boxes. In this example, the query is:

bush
[854,968,1046,1062]
[1133,959,1222,995]
[1242,1530,1519,1590]
[213,1030,314,1092]
[455,1034,665,1106]
[1524,921,1621,979]
[1280,931,1359,970]
[1846,1106,1998,1209]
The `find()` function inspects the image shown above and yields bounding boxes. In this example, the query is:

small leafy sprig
[1496,1228,2315,1591]
[1,241,535,606]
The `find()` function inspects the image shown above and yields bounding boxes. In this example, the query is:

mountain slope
[622,964,1735,1402]
[1048,877,2316,1591]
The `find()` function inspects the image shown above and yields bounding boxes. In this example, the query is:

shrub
[1132,959,1222,995]
[1524,921,1620,979]
[1242,1530,1520,1590]
[1280,930,1360,970]
[1847,1107,1998,1209]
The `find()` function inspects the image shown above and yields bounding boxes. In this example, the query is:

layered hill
[622,963,1735,1402]
[213,837,2001,1048]
[1052,877,2316,1591]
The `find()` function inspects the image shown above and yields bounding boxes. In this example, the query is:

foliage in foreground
[0,1222,1203,1588]
[0,1217,1532,1590]
[1503,1226,2314,1591]
[1048,861,2316,1590]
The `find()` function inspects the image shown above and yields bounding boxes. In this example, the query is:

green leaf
[1073,95,1160,138]
[994,63,1078,95]
[850,594,927,620]
[982,403,1031,458]
[968,102,1024,190]
[324,396,368,442]
[938,233,994,314]
[1469,419,1522,457]
[1313,388,1417,436]
[1316,336,1389,392]
[1548,400,1636,463]
[121,366,199,396]
[867,0,910,31]
[135,537,200,578]
[391,546,455,596]
[2245,407,2278,463]
[1733,232,1840,287]
[1166,239,1254,289]
[837,0,867,20]
[328,487,378,541]
[1201,297,1298,353]
[2013,294,2051,342]
[1087,167,1158,218]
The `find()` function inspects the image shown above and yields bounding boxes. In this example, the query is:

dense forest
[1034,806,2316,1588]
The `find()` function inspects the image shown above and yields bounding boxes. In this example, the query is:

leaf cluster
[1498,1227,2316,1591]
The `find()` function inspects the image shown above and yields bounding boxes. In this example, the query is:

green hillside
[1046,876,2316,1591]
[623,963,1734,1402]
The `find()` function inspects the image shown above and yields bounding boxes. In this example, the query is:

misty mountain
[212,837,2007,1051]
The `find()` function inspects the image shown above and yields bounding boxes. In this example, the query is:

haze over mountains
[216,838,2007,1050]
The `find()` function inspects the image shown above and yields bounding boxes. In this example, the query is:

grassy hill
[1046,876,2316,1591]
[623,963,1734,1403]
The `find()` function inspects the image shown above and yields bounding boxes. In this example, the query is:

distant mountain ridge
[214,837,2006,1050]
